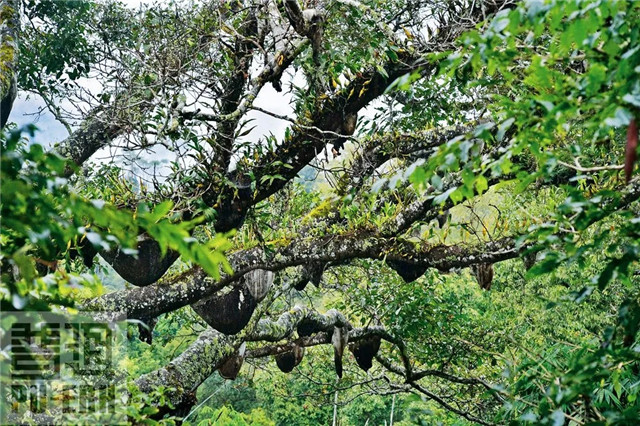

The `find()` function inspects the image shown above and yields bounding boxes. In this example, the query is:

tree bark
[0,0,19,129]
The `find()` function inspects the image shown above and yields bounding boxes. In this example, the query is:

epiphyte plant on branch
[2,0,640,424]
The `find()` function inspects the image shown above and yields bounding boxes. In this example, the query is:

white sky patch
[121,0,153,8]
[10,94,69,146]
[243,69,306,143]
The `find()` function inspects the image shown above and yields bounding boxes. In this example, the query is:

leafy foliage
[0,126,231,311]
[4,0,640,425]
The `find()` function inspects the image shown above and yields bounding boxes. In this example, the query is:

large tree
[2,0,640,424]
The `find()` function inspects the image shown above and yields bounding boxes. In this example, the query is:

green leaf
[475,175,488,194]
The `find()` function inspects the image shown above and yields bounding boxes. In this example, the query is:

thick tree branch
[84,175,640,320]
[281,0,305,35]
[207,6,260,170]
[83,231,524,319]
[134,306,347,408]
[207,0,515,231]
[0,0,19,129]
[53,102,138,174]
[58,1,515,290]
[136,306,499,424]
[338,124,478,195]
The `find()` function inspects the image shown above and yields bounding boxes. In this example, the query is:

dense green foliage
[2,0,640,425]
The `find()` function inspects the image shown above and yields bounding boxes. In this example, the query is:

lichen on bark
[0,0,19,128]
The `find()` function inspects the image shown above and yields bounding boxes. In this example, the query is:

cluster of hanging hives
[281,323,382,378]
[209,259,498,380]
[217,320,383,381]
[121,244,501,378]
[188,268,379,380]
[386,258,495,291]
[120,261,382,379]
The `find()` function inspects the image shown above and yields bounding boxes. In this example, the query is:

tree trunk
[0,0,19,129]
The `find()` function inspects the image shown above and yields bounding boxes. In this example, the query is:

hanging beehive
[275,343,305,373]
[349,336,381,372]
[219,343,246,380]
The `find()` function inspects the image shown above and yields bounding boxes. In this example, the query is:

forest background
[2,0,640,425]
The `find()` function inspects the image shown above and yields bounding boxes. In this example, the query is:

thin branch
[557,159,624,173]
